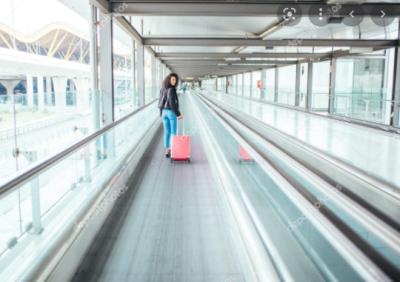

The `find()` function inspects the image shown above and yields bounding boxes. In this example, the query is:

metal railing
[0,99,157,198]
[213,89,400,132]
[0,99,158,266]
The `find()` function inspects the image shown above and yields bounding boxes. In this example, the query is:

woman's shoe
[165,149,171,158]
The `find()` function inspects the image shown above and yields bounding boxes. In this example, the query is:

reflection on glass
[113,22,135,120]
[251,71,261,99]
[265,68,275,102]
[334,51,392,125]
[312,61,330,112]
[299,63,308,108]
[0,0,93,182]
[237,73,243,96]
[278,65,296,105]
[243,72,251,97]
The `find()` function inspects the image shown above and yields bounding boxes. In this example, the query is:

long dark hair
[162,73,179,90]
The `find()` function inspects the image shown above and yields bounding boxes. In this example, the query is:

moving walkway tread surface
[72,108,254,282]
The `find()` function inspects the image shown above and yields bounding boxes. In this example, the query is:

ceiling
[98,0,400,79]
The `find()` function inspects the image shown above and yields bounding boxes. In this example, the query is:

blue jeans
[162,109,177,148]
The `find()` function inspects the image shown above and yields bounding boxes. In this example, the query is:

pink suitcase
[239,145,253,163]
[171,120,191,163]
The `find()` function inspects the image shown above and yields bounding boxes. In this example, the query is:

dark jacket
[158,86,181,117]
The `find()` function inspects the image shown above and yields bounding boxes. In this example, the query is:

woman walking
[158,73,183,158]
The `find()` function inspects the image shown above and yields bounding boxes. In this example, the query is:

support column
[250,72,253,98]
[295,64,300,106]
[391,23,400,126]
[241,73,244,96]
[132,40,136,106]
[151,54,156,99]
[45,76,52,106]
[37,76,45,111]
[99,10,115,158]
[23,151,43,234]
[74,77,90,113]
[2,80,18,112]
[157,61,162,89]
[306,62,314,111]
[89,5,101,161]
[26,74,34,108]
[235,75,238,95]
[46,76,52,94]
[52,76,67,112]
[99,12,114,124]
[274,68,279,102]
[328,58,337,114]
[137,43,145,106]
[261,69,267,100]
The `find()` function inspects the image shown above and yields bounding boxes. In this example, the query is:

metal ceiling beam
[172,66,278,77]
[167,60,297,65]
[144,38,398,47]
[157,52,324,59]
[110,2,400,17]
[171,65,275,69]
[178,71,255,77]
[89,1,174,69]
[90,0,110,13]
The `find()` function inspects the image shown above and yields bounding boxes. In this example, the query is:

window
[243,72,251,97]
[113,22,134,120]
[237,73,243,96]
[265,69,275,102]
[312,61,330,112]
[334,52,392,124]
[251,71,261,99]
[0,0,92,180]
[278,65,296,105]
[299,63,308,108]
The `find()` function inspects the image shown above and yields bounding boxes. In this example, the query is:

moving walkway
[0,92,399,281]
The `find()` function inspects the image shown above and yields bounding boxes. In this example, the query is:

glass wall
[251,71,261,99]
[243,72,251,97]
[278,65,296,105]
[144,49,153,103]
[237,73,243,96]
[113,22,134,120]
[0,0,93,181]
[312,61,330,112]
[265,68,275,102]
[334,52,392,124]
[227,75,234,94]
[299,63,308,108]
[0,0,169,261]
[217,77,226,93]
[202,78,216,92]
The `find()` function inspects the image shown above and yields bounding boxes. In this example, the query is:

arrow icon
[380,10,386,18]
[349,10,354,18]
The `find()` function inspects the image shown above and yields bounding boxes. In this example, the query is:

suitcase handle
[178,118,185,135]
